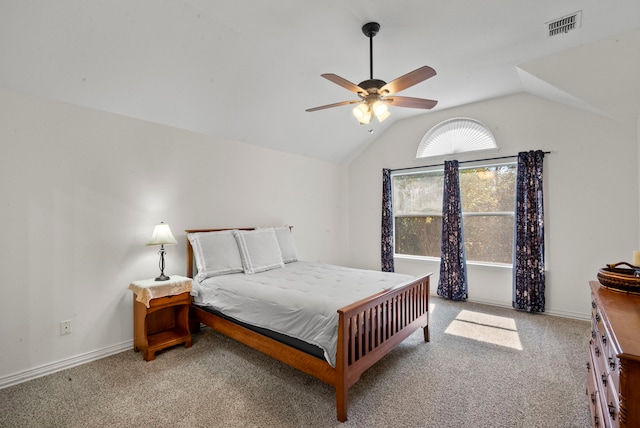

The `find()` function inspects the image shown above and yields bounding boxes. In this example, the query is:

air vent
[546,11,582,37]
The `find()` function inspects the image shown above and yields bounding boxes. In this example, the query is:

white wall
[0,88,349,383]
[348,93,639,319]
[2,86,637,385]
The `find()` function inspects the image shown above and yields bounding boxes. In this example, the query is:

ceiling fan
[306,22,438,125]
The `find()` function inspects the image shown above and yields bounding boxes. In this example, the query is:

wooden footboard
[335,274,430,421]
[185,227,431,422]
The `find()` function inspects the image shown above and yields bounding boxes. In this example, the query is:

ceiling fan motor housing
[358,79,387,94]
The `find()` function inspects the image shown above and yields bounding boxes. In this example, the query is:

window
[416,118,498,159]
[393,162,516,265]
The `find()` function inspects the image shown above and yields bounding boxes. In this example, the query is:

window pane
[394,216,442,257]
[393,171,443,216]
[463,215,514,264]
[460,165,516,212]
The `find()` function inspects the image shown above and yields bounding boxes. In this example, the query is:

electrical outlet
[60,320,72,335]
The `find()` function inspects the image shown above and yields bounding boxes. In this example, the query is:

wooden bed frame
[185,228,431,422]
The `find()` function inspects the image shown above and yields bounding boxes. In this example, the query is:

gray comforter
[191,261,415,366]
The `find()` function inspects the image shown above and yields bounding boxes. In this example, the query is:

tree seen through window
[393,163,516,264]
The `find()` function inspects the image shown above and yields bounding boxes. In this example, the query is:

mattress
[191,261,415,366]
[194,304,327,360]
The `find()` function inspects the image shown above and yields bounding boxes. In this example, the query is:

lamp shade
[146,222,177,246]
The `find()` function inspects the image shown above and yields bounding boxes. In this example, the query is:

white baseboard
[542,307,590,321]
[0,340,133,389]
[464,296,590,321]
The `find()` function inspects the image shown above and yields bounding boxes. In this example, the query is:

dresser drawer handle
[595,313,601,323]
[601,335,607,346]
[594,414,600,427]
[586,361,591,371]
[608,357,616,370]
[592,300,597,309]
[601,373,607,387]
[608,403,616,419]
[595,346,600,357]
[591,330,596,339]
[590,392,596,403]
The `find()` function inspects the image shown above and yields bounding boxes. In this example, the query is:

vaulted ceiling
[2,1,639,163]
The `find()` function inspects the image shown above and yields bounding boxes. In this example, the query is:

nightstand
[128,275,193,361]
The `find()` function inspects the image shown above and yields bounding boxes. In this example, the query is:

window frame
[391,161,516,267]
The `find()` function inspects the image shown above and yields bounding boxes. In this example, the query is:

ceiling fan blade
[306,100,361,112]
[388,96,438,109]
[321,74,368,95]
[380,66,436,95]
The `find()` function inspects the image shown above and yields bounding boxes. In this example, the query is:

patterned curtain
[381,168,394,272]
[437,160,468,301]
[513,150,545,312]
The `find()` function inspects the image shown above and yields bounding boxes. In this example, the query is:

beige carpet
[0,297,591,427]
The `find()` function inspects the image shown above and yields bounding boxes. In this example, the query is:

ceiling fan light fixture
[353,102,372,124]
[372,100,390,122]
[372,100,387,115]
[375,108,390,123]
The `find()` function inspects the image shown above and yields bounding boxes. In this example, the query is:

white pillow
[233,229,284,274]
[273,226,298,263]
[188,231,244,282]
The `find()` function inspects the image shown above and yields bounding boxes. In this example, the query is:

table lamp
[147,222,177,281]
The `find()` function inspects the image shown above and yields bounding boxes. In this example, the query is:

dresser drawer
[591,296,620,386]
[603,375,620,428]
[604,342,620,392]
[592,302,604,341]
[590,389,604,428]
[587,352,600,413]
[590,336,609,382]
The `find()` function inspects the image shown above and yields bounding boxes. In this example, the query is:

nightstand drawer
[148,292,191,308]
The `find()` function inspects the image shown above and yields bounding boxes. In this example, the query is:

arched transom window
[416,118,497,158]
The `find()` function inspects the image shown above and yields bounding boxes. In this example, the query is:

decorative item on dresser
[587,281,640,428]
[128,275,193,361]
[597,262,640,294]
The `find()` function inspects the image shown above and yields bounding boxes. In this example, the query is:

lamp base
[155,274,170,281]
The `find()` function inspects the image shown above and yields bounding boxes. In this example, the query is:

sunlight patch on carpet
[444,310,523,350]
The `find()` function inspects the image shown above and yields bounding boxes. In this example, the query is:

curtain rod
[389,151,551,173]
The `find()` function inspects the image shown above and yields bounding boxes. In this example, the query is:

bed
[185,227,431,422]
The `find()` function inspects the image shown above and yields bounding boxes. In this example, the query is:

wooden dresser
[587,281,640,427]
